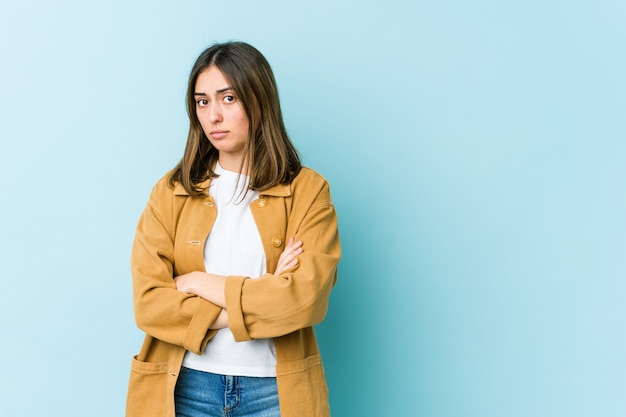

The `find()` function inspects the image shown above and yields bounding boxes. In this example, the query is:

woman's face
[194,66,250,171]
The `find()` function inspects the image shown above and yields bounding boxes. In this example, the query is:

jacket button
[272,237,282,247]
[258,198,267,208]
[204,201,214,207]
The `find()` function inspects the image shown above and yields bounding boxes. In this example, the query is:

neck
[218,155,247,175]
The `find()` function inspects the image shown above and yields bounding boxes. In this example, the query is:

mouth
[210,130,229,139]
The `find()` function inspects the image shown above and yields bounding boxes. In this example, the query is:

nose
[208,102,223,123]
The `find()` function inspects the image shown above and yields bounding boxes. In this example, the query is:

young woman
[126,42,341,417]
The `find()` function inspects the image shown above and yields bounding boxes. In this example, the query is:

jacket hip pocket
[126,355,173,417]
[275,354,330,417]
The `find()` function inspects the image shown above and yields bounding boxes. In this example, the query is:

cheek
[235,105,250,130]
[241,109,251,128]
[196,111,209,129]
[241,117,250,133]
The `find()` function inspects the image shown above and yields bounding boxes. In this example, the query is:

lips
[210,130,229,139]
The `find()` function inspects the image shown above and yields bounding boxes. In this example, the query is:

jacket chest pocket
[172,200,216,275]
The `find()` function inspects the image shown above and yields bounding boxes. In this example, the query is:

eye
[196,98,209,107]
[224,95,236,103]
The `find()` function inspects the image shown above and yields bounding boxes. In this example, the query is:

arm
[131,178,222,354]
[174,238,304,328]
[225,173,341,341]
[210,309,229,329]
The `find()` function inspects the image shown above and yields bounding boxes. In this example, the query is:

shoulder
[145,171,190,213]
[291,167,330,189]
[290,167,334,204]
[149,171,191,199]
[148,171,173,197]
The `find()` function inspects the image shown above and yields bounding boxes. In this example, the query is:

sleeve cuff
[183,299,222,355]
[225,275,252,342]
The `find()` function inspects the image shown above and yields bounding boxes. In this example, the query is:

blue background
[1,1,624,416]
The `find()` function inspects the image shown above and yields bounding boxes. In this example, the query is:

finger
[280,246,295,258]
[277,259,298,274]
[281,248,302,264]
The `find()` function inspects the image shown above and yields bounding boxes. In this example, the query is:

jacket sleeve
[225,175,341,341]
[131,178,221,355]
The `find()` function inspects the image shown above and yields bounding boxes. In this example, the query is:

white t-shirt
[182,163,277,377]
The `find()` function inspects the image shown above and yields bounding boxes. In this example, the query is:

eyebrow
[194,87,233,96]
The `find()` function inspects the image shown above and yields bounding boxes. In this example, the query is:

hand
[174,271,226,308]
[274,237,303,275]
[174,271,203,294]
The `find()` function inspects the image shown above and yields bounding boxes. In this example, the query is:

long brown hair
[169,41,302,197]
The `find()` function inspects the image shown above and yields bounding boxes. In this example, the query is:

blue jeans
[174,367,280,417]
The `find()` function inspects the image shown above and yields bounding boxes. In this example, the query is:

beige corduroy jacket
[126,167,341,417]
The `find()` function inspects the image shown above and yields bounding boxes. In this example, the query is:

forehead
[195,66,230,91]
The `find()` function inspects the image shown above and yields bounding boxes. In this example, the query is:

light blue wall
[1,1,624,416]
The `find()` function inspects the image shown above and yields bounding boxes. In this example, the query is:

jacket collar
[260,183,291,197]
[173,178,291,197]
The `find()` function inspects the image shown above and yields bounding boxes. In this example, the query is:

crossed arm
[173,237,304,330]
